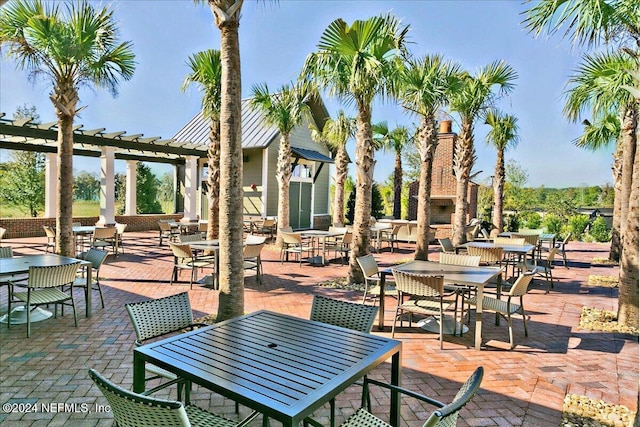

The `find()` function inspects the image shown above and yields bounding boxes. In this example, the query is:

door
[289,182,312,229]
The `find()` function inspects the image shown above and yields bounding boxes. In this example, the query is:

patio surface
[0,231,637,426]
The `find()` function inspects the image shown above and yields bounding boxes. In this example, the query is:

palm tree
[302,14,409,283]
[372,122,410,220]
[396,54,462,260]
[524,0,639,342]
[565,51,637,262]
[250,82,315,246]
[484,109,519,236]
[576,114,622,261]
[197,0,245,321]
[448,60,518,246]
[310,110,355,226]
[181,49,222,242]
[0,0,135,257]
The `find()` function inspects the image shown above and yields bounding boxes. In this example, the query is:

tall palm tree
[0,0,135,257]
[565,50,637,261]
[448,60,517,246]
[197,0,244,321]
[524,0,639,341]
[484,109,519,236]
[372,122,410,220]
[310,110,355,227]
[302,14,409,283]
[250,82,315,246]
[181,49,222,242]
[397,54,462,260]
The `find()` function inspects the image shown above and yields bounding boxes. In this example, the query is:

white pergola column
[182,155,198,222]
[125,160,138,216]
[97,147,116,226]
[44,152,58,218]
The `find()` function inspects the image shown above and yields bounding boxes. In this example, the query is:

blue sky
[0,0,614,188]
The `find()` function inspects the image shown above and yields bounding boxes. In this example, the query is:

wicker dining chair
[88,368,242,427]
[91,227,118,255]
[243,242,265,285]
[8,262,81,337]
[439,253,482,333]
[72,249,109,309]
[341,366,484,427]
[168,242,216,289]
[356,254,396,305]
[43,225,56,253]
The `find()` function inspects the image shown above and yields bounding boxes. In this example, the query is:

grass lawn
[0,200,174,218]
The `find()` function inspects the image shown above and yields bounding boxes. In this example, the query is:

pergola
[0,113,207,224]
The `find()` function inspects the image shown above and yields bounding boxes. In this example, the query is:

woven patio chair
[256,217,277,241]
[356,254,396,305]
[91,227,117,255]
[115,223,127,254]
[168,242,216,289]
[438,237,456,253]
[517,247,558,293]
[324,230,353,265]
[178,232,205,243]
[0,246,25,284]
[307,295,379,427]
[439,253,482,333]
[88,368,245,427]
[8,262,81,337]
[465,270,536,349]
[243,242,264,285]
[244,234,267,245]
[493,237,525,246]
[0,226,5,245]
[341,366,484,427]
[71,249,109,309]
[391,270,449,349]
[378,224,403,253]
[0,246,12,258]
[158,220,179,246]
[43,225,56,253]
[280,232,313,266]
[556,232,572,267]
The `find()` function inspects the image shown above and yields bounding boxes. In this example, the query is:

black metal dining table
[133,310,403,427]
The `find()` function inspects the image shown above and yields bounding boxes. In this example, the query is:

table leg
[377,271,387,330]
[133,352,145,394]
[86,264,92,317]
[475,284,483,350]
[390,350,402,427]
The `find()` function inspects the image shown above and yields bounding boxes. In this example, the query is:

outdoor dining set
[0,217,575,426]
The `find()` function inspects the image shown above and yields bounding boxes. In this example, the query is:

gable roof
[172,96,330,150]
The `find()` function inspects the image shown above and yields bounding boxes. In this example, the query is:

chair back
[158,221,173,231]
[0,226,6,240]
[115,223,127,235]
[178,233,204,243]
[281,232,302,245]
[391,270,444,297]
[0,246,13,258]
[439,253,481,267]
[424,366,484,427]
[72,222,82,227]
[28,263,81,289]
[198,222,208,232]
[546,246,559,263]
[82,248,109,270]
[508,270,536,297]
[512,233,539,246]
[466,246,504,265]
[438,238,455,253]
[125,292,195,343]
[310,295,378,333]
[262,218,277,228]
[356,254,380,279]
[245,234,267,245]
[341,231,354,245]
[43,225,56,238]
[493,237,525,246]
[93,227,116,239]
[561,232,572,245]
[88,369,189,427]
[243,243,264,259]
[279,226,293,233]
[168,242,193,260]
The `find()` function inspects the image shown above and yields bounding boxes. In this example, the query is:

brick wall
[0,214,183,239]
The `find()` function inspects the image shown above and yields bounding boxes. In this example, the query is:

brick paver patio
[0,231,637,426]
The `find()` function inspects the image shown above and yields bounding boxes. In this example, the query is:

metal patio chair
[356,254,396,305]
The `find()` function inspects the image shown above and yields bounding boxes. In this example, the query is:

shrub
[520,211,542,229]
[543,213,563,235]
[505,213,520,232]
[568,214,591,241]
[589,216,611,242]
[345,182,384,225]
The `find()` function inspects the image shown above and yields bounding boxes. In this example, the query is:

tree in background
[302,14,409,283]
[310,110,355,226]
[484,109,519,235]
[0,0,135,256]
[504,159,530,212]
[182,49,222,240]
[158,172,175,213]
[115,163,161,214]
[0,151,44,217]
[73,171,99,201]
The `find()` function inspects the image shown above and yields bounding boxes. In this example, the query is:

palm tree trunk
[452,121,474,246]
[609,141,623,261]
[216,16,244,322]
[348,105,374,284]
[619,105,637,236]
[415,117,437,260]
[393,151,402,219]
[492,149,506,235]
[617,124,638,328]
[276,134,292,246]
[206,119,221,241]
[332,144,349,226]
